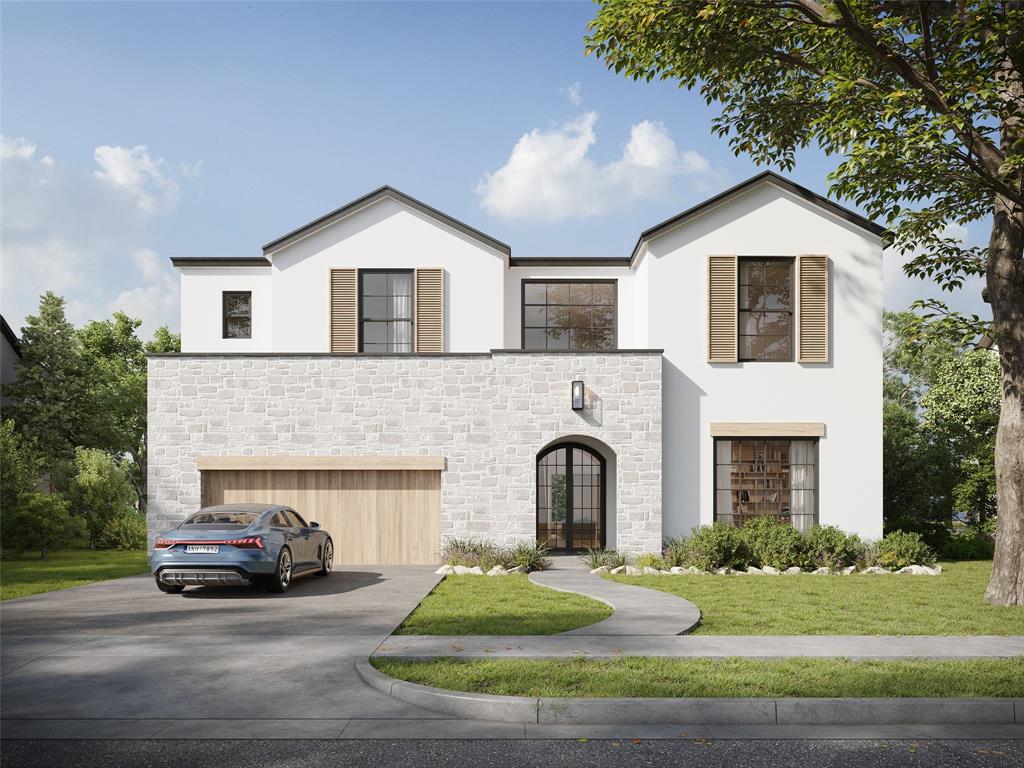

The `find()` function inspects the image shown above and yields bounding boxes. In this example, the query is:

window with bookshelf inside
[713,438,817,530]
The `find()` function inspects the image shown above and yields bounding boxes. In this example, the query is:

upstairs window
[360,270,413,353]
[738,258,793,361]
[522,280,616,351]
[222,291,252,339]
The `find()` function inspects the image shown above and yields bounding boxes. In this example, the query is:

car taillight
[153,538,175,549]
[225,537,264,549]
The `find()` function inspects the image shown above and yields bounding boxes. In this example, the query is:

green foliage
[876,531,936,570]
[144,326,181,354]
[580,547,628,569]
[803,525,862,569]
[662,536,688,568]
[3,294,95,478]
[740,516,806,570]
[941,522,997,561]
[0,419,41,513]
[634,552,666,570]
[441,537,551,572]
[97,509,147,550]
[68,448,136,547]
[1,492,86,559]
[680,523,750,571]
[883,311,958,409]
[507,540,552,573]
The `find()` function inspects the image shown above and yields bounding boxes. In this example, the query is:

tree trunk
[985,194,1024,606]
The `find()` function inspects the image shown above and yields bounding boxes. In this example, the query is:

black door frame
[536,442,607,552]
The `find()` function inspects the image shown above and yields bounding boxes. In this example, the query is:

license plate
[185,545,219,554]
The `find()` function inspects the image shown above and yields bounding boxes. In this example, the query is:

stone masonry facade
[147,351,662,554]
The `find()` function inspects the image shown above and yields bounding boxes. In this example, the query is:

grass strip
[1,549,149,600]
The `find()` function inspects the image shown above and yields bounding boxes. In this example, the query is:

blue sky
[1,1,989,338]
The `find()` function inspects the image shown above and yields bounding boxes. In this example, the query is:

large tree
[587,0,1024,604]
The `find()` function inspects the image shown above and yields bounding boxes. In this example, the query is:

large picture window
[222,291,252,339]
[360,270,413,353]
[714,438,817,530]
[522,280,616,351]
[738,258,793,361]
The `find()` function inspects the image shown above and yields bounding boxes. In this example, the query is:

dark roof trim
[508,257,631,267]
[629,171,890,262]
[1,315,21,357]
[171,257,272,268]
[147,349,664,358]
[262,186,511,256]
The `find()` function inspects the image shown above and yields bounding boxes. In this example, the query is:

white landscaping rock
[861,566,891,575]
[839,566,857,575]
[783,567,803,575]
[761,566,780,575]
[811,567,830,575]
[745,566,765,575]
[487,566,507,576]
[669,566,686,574]
[467,566,485,575]
[896,564,941,575]
[452,565,474,575]
[590,565,610,574]
[715,567,733,575]
[506,565,526,574]
[610,565,627,575]
[624,565,642,576]
[642,566,662,575]
[434,564,455,575]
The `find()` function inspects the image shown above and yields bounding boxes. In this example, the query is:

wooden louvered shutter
[330,268,357,352]
[797,255,829,363]
[415,268,444,353]
[707,255,738,363]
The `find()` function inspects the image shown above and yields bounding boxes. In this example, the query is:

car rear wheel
[155,575,185,594]
[268,547,293,593]
[317,539,333,577]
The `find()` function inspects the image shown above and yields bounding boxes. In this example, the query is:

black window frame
[222,291,252,340]
[521,279,618,351]
[737,257,794,362]
[358,268,414,354]
[712,437,819,529]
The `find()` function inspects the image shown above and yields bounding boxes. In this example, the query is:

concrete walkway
[374,633,1024,660]
[528,565,701,636]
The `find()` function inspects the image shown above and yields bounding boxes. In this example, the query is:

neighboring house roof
[261,185,512,257]
[629,170,889,263]
[1,315,21,358]
[170,257,272,268]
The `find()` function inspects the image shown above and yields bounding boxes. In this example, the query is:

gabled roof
[1,315,21,358]
[629,170,889,262]
[262,185,511,256]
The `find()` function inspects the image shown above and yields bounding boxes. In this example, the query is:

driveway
[1,566,457,738]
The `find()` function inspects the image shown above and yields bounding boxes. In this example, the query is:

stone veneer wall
[147,352,662,553]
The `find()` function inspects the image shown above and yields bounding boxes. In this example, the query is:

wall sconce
[571,380,585,411]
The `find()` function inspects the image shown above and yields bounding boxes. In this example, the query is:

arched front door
[536,443,606,552]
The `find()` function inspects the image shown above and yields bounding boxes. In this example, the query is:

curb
[358,659,1023,726]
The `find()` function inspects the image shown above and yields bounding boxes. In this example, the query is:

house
[1,315,22,411]
[148,171,885,564]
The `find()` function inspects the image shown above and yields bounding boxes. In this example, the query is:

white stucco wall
[269,198,506,352]
[641,180,884,539]
[179,268,273,353]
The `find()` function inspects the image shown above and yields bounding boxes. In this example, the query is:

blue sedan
[151,504,334,593]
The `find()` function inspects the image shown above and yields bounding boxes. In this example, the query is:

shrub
[0,492,87,559]
[98,509,147,550]
[635,552,666,570]
[876,530,936,569]
[68,448,136,547]
[662,536,688,567]
[940,523,996,561]
[680,524,750,571]
[741,516,806,569]
[580,547,628,569]
[442,537,505,569]
[507,540,551,572]
[804,525,863,569]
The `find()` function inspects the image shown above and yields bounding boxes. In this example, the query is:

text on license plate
[185,545,219,554]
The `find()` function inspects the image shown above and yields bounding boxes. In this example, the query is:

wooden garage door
[201,468,441,565]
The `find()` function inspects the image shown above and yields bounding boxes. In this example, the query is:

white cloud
[93,144,180,212]
[564,82,582,107]
[2,138,195,338]
[477,112,711,221]
[0,135,36,161]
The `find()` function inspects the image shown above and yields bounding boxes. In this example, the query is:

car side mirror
[310,521,320,529]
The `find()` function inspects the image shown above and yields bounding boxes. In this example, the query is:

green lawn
[373,656,1024,698]
[0,549,149,600]
[394,574,612,635]
[609,561,1024,635]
